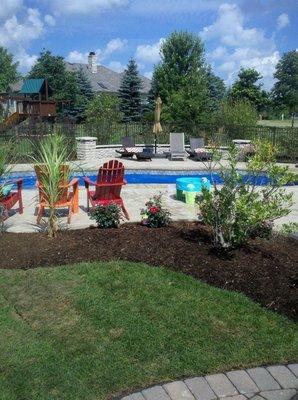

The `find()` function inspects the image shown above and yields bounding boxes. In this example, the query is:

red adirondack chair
[0,179,23,220]
[84,159,129,220]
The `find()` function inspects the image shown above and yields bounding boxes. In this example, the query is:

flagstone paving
[3,184,200,233]
[121,364,298,400]
[3,183,298,233]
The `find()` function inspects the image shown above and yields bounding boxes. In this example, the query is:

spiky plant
[0,141,14,198]
[33,134,72,237]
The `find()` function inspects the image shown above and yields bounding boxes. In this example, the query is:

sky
[0,0,296,89]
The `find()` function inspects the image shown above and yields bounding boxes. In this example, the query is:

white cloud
[131,0,222,15]
[15,48,38,70]
[218,61,236,73]
[144,71,153,79]
[51,0,128,15]
[103,38,127,56]
[0,6,54,72]
[0,8,44,48]
[44,14,56,26]
[277,13,289,30]
[202,3,279,89]
[67,50,88,64]
[210,46,228,60]
[135,38,165,64]
[0,0,23,20]
[67,38,127,65]
[200,3,274,50]
[108,61,126,72]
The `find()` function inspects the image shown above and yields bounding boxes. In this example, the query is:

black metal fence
[1,121,297,162]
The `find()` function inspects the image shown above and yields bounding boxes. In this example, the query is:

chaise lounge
[115,137,141,158]
[167,132,186,161]
[187,138,213,161]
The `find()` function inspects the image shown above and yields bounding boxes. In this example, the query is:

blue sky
[0,0,296,89]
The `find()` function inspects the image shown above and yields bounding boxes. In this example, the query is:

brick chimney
[88,51,97,74]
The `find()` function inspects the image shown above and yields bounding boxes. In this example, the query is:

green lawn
[257,119,298,127]
[0,261,297,400]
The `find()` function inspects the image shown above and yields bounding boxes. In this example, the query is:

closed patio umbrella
[153,96,162,154]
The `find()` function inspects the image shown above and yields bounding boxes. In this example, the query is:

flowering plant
[140,193,171,228]
[90,203,123,228]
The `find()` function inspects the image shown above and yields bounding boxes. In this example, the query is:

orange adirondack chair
[84,159,129,220]
[35,164,79,224]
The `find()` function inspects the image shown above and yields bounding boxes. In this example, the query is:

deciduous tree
[28,51,79,107]
[272,50,298,115]
[229,68,268,112]
[0,47,20,93]
[150,31,211,127]
[86,93,122,126]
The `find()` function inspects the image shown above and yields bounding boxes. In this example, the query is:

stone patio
[4,184,200,233]
[4,158,298,233]
[120,364,298,400]
[3,181,298,233]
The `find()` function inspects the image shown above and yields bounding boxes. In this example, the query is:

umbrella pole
[154,133,157,154]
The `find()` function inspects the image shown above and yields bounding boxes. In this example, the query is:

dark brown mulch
[0,222,297,319]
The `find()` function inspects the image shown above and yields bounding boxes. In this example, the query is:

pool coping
[8,159,298,174]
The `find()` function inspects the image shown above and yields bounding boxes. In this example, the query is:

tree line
[0,31,297,127]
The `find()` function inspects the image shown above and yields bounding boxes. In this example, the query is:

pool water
[5,169,294,190]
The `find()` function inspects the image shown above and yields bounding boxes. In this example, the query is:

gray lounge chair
[116,137,139,158]
[167,132,186,161]
[187,137,212,161]
[135,147,153,161]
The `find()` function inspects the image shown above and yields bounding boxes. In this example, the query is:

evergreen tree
[206,66,226,112]
[72,67,94,121]
[119,58,143,122]
[272,50,298,115]
[229,68,268,112]
[150,31,211,127]
[0,47,20,93]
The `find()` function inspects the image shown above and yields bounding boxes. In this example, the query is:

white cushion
[125,147,141,153]
[194,147,207,154]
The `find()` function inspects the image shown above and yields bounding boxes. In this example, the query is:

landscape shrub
[199,141,295,249]
[91,203,123,228]
[279,222,298,236]
[216,99,258,127]
[141,193,171,228]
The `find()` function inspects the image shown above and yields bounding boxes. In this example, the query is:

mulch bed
[0,222,297,320]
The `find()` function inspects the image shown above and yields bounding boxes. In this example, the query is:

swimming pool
[6,169,296,189]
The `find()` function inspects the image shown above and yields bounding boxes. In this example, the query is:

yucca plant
[33,134,72,237]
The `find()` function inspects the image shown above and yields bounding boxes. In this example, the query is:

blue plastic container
[176,177,210,192]
[176,177,211,202]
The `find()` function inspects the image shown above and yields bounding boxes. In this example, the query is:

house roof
[8,63,152,95]
[66,62,151,94]
[20,79,45,94]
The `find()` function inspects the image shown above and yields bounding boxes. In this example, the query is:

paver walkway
[120,364,298,400]
[4,183,298,233]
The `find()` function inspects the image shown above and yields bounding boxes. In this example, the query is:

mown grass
[0,261,297,400]
[257,119,298,127]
